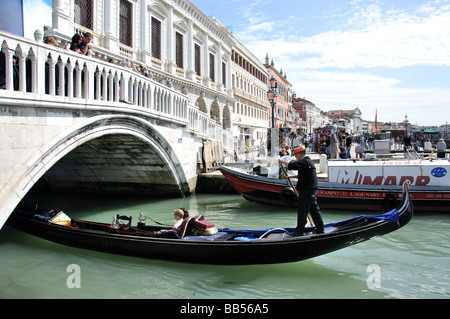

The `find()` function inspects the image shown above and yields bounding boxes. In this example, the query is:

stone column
[203,33,210,86]
[166,6,175,74]
[52,0,71,35]
[186,19,195,81]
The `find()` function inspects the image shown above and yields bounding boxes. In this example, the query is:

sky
[23,0,450,127]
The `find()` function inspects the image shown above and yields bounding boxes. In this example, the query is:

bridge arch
[0,114,189,229]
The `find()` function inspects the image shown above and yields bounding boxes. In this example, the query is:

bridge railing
[0,31,235,152]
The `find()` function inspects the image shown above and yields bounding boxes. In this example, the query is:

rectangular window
[209,53,215,82]
[222,62,226,87]
[74,0,93,30]
[151,17,162,59]
[194,44,201,76]
[175,32,183,69]
[119,0,132,47]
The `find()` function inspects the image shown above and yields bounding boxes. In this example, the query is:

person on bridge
[65,33,82,53]
[279,145,325,236]
[79,32,93,56]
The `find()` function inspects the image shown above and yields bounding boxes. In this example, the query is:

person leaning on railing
[64,32,93,56]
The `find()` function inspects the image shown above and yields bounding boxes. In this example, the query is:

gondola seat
[177,217,196,238]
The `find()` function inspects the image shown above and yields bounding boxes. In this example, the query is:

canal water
[0,192,448,299]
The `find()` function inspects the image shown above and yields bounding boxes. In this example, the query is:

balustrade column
[121,75,128,102]
[57,60,64,96]
[66,63,73,98]
[133,80,138,105]
[74,63,82,98]
[47,57,56,96]
[94,69,101,100]
[30,55,37,93]
[102,69,107,101]
[35,46,47,95]
[84,65,92,100]
[108,72,114,101]
[3,48,14,90]
[114,74,119,102]
[17,51,27,92]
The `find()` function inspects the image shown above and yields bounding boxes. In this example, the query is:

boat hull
[7,188,412,265]
[219,166,450,212]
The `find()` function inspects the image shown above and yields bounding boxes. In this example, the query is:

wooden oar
[279,162,313,227]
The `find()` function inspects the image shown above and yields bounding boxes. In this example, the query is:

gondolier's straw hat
[294,145,306,154]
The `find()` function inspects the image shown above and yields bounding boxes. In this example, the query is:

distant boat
[219,161,450,212]
[7,183,412,265]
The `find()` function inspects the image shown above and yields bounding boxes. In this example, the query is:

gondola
[7,182,412,265]
[219,165,450,212]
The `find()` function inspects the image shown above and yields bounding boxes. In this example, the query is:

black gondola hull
[7,185,413,265]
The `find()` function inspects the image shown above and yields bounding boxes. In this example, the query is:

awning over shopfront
[423,130,439,134]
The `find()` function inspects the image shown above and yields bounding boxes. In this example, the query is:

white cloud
[243,3,450,70]
[291,70,450,125]
[23,0,52,40]
[235,1,450,125]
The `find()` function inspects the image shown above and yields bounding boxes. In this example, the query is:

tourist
[171,208,186,231]
[355,138,366,158]
[330,127,339,159]
[257,137,266,157]
[423,138,433,152]
[179,207,189,219]
[44,36,58,47]
[292,133,301,149]
[404,135,412,151]
[345,133,352,159]
[64,33,82,53]
[125,59,138,72]
[279,145,324,236]
[79,32,93,56]
[437,138,447,158]
[139,64,149,77]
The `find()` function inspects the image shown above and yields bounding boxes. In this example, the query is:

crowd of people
[274,129,355,160]
[266,127,448,161]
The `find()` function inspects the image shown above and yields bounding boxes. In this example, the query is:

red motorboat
[219,165,450,212]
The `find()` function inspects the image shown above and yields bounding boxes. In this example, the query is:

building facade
[227,31,270,151]
[326,108,362,134]
[264,56,293,130]
[47,0,237,151]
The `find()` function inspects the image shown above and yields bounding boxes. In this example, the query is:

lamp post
[404,115,409,136]
[267,76,278,156]
[309,116,312,135]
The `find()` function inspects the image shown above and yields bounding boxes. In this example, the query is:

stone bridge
[0,31,236,229]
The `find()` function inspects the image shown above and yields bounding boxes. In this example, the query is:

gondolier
[279,145,325,236]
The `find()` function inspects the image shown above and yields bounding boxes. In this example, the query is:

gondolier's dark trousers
[296,189,324,235]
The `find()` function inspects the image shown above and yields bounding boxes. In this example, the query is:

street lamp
[267,76,278,156]
[309,116,312,135]
[404,115,409,136]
